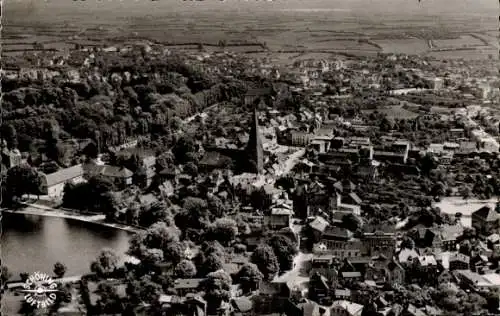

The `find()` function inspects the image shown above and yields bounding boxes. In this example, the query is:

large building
[42,164,86,198]
[245,107,264,174]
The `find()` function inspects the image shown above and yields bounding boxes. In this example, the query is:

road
[273,251,313,289]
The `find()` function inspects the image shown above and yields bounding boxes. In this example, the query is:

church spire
[245,105,264,174]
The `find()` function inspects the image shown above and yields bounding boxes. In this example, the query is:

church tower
[245,106,264,174]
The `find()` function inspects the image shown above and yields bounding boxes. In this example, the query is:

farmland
[3,0,498,62]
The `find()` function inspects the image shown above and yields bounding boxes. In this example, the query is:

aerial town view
[1,0,499,315]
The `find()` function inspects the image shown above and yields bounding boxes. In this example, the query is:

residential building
[1,148,22,169]
[290,131,313,147]
[330,300,364,316]
[267,208,293,230]
[42,164,86,198]
[361,231,397,257]
[317,227,362,259]
[472,206,500,236]
[448,253,470,271]
[364,255,405,287]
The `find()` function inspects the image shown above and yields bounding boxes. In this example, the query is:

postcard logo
[21,272,58,309]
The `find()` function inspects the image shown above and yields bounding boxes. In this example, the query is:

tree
[96,283,123,314]
[163,241,186,265]
[459,185,472,202]
[184,162,198,177]
[200,253,224,275]
[1,266,12,285]
[251,244,279,280]
[53,262,67,278]
[82,141,99,159]
[90,248,120,278]
[144,222,181,250]
[2,124,18,149]
[267,235,297,272]
[126,275,162,306]
[6,165,45,199]
[141,248,164,268]
[174,260,197,278]
[139,202,174,227]
[486,291,500,313]
[206,218,238,246]
[155,151,175,172]
[401,237,415,250]
[201,270,232,313]
[237,263,263,293]
[20,272,29,282]
[431,182,446,197]
[173,136,196,163]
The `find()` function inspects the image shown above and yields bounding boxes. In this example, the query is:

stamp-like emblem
[20,272,59,309]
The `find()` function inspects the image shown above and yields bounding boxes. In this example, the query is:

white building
[42,164,86,198]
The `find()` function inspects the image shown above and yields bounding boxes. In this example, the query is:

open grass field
[3,0,498,61]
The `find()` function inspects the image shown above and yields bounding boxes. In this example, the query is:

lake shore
[1,204,143,234]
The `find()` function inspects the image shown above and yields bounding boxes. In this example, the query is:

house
[231,297,253,316]
[267,208,293,230]
[330,300,364,316]
[287,299,326,316]
[439,224,464,251]
[448,253,470,271]
[308,216,330,243]
[397,248,419,264]
[361,231,396,257]
[333,289,351,300]
[158,294,207,316]
[309,255,337,281]
[364,255,405,287]
[84,163,134,188]
[472,206,500,236]
[318,227,363,259]
[42,164,86,198]
[308,272,330,304]
[403,304,426,316]
[455,270,500,291]
[1,148,22,169]
[173,278,204,297]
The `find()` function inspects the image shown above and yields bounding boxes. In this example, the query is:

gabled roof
[173,278,204,290]
[341,272,362,278]
[473,206,499,222]
[309,216,329,233]
[44,164,84,187]
[449,252,470,264]
[100,165,133,178]
[323,226,353,240]
[348,192,362,205]
[231,297,253,313]
[330,300,364,316]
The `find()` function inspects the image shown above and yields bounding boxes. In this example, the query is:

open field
[3,0,498,60]
[432,35,485,48]
[374,39,430,54]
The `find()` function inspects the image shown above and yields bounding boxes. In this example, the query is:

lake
[1,213,133,280]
